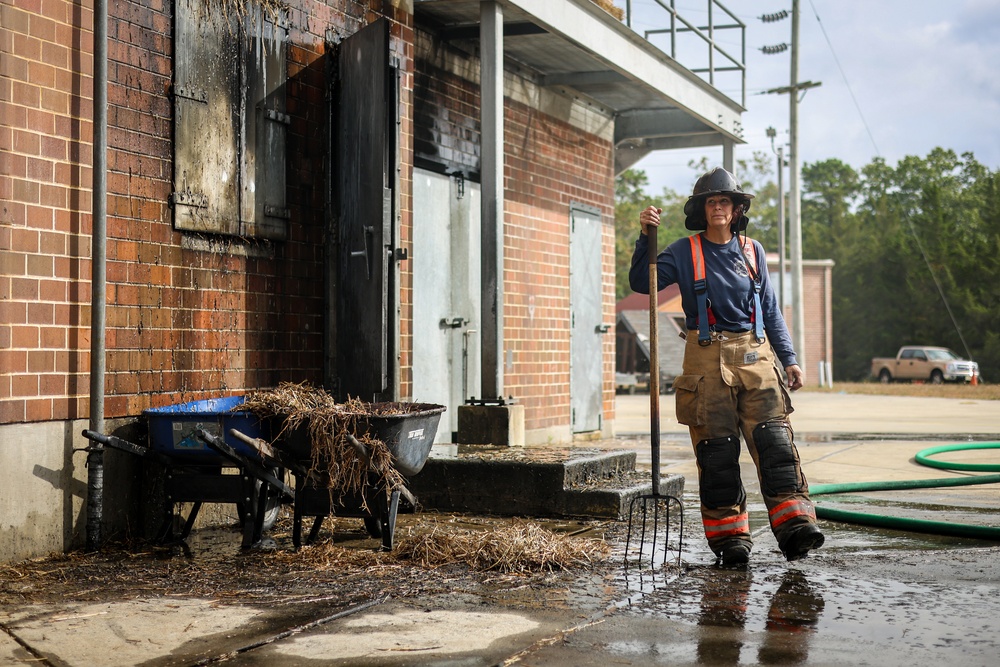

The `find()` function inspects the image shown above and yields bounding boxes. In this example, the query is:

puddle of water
[605,559,1000,663]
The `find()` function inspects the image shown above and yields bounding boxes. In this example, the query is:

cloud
[632,1,1000,195]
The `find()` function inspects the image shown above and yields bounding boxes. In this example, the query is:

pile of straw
[592,0,625,21]
[395,519,611,573]
[241,382,405,502]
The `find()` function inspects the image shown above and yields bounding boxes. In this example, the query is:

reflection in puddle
[615,567,825,665]
[610,554,1000,666]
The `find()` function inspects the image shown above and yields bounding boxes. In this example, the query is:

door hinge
[170,191,208,208]
[173,85,208,104]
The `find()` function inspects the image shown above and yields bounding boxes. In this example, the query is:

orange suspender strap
[689,234,712,346]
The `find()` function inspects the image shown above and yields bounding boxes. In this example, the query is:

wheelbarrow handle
[346,432,369,462]
[82,429,111,445]
[344,433,419,508]
[81,428,163,461]
[229,428,276,458]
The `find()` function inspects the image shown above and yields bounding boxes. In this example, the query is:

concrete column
[480,0,504,399]
[722,138,734,172]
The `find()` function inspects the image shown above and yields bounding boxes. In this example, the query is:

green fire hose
[810,442,1000,540]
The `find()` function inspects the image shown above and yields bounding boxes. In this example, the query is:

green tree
[613,169,685,301]
[801,158,859,260]
[806,150,1000,381]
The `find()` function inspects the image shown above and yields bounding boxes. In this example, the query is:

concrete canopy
[413,0,747,174]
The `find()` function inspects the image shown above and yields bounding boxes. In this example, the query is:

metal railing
[624,0,746,106]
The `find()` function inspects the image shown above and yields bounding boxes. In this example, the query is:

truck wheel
[930,369,944,384]
[878,369,892,384]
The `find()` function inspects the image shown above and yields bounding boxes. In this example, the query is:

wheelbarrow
[82,396,293,549]
[275,403,445,551]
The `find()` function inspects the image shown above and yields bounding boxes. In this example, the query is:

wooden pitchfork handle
[648,226,661,496]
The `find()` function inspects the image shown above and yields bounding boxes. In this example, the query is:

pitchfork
[624,222,683,570]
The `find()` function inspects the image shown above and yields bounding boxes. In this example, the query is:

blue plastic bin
[143,396,272,463]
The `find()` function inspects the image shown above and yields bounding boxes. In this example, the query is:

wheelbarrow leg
[292,473,328,549]
[293,497,303,549]
[307,516,325,544]
[239,472,258,549]
[155,501,175,543]
[180,502,202,541]
[156,500,201,544]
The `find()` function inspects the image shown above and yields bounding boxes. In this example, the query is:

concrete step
[406,446,685,520]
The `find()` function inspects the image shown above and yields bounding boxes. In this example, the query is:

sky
[623,0,1000,196]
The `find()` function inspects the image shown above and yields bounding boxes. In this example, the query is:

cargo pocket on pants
[673,374,704,426]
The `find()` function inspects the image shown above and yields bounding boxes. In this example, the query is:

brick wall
[801,261,834,382]
[1,0,97,423]
[2,0,614,434]
[412,39,616,433]
[0,0,412,425]
[773,260,834,386]
[504,98,616,432]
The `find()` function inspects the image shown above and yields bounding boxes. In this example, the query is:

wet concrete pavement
[2,391,1000,666]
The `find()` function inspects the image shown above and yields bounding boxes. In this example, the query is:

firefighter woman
[629,167,824,566]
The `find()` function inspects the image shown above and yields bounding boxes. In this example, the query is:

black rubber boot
[719,541,751,566]
[780,523,825,561]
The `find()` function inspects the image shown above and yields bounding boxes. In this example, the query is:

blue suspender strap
[689,235,712,346]
[695,280,711,345]
[752,283,765,342]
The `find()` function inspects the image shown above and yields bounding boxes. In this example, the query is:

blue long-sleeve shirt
[629,232,799,368]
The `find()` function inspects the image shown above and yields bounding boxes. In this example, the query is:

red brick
[11,372,38,397]
[0,399,26,422]
[28,350,54,373]
[25,398,52,421]
[26,301,53,325]
[39,326,65,348]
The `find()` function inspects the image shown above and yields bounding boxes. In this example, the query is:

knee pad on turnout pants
[752,420,805,497]
[695,435,745,509]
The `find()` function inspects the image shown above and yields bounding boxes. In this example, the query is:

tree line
[615,149,1000,383]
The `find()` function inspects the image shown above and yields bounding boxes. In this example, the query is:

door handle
[440,317,468,329]
[595,324,611,334]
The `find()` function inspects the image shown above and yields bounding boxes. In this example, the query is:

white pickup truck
[871,346,980,384]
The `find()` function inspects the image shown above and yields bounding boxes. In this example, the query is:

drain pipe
[86,0,109,551]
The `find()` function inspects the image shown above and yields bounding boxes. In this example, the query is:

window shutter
[242,8,289,240]
[172,1,240,235]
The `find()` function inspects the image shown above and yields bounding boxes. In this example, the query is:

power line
[807,0,880,155]
[805,1,972,360]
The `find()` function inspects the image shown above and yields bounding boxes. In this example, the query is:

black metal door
[336,20,392,400]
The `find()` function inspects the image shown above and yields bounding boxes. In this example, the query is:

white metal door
[412,169,481,442]
[570,206,604,433]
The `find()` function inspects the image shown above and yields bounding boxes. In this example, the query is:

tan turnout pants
[673,330,817,555]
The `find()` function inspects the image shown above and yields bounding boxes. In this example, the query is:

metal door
[570,206,604,433]
[412,169,481,442]
[335,19,394,400]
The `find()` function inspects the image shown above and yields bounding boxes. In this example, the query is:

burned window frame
[171,0,290,240]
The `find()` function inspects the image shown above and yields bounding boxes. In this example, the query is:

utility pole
[789,0,804,369]
[777,142,786,311]
[761,1,820,373]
